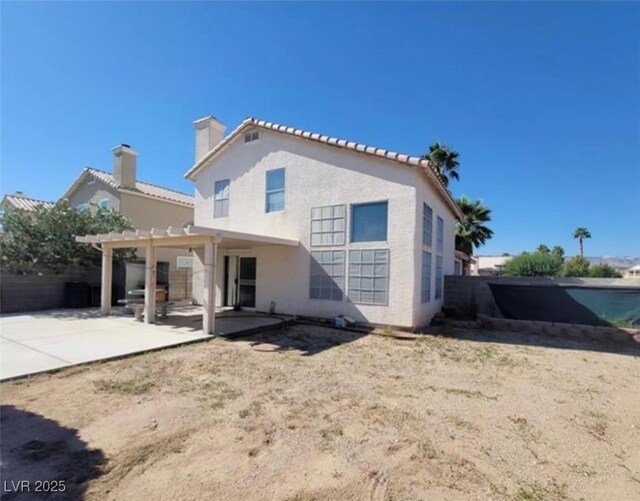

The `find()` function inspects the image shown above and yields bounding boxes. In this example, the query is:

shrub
[589,263,623,278]
[504,252,564,277]
[564,256,590,277]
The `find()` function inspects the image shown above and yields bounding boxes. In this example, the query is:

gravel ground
[2,324,639,500]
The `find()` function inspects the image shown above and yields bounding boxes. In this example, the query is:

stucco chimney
[111,144,138,189]
[194,116,226,162]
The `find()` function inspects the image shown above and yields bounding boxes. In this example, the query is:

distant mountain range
[584,256,640,269]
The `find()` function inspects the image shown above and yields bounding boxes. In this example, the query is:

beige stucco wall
[191,129,458,328]
[68,178,196,300]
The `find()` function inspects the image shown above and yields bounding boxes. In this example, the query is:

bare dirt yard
[2,324,639,501]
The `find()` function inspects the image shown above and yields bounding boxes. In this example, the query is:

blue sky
[2,1,639,256]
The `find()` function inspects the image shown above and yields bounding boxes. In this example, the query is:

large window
[310,250,344,301]
[436,216,444,254]
[351,201,388,242]
[266,168,285,212]
[311,205,346,246]
[422,251,432,303]
[435,255,443,299]
[348,249,389,305]
[435,216,444,299]
[214,179,230,218]
[423,203,433,247]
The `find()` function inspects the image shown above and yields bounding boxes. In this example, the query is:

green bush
[589,263,623,278]
[504,252,564,277]
[563,256,590,277]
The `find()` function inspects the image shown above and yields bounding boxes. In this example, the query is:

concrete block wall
[444,275,640,319]
[0,266,102,314]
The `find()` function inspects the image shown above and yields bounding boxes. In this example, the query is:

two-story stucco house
[64,145,195,301]
[185,116,462,328]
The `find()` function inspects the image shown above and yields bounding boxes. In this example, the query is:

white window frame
[421,251,432,303]
[98,199,109,209]
[435,216,444,299]
[310,205,346,247]
[347,249,389,306]
[423,203,433,247]
[244,130,260,143]
[265,168,285,213]
[214,179,230,218]
[309,250,345,301]
[350,200,389,243]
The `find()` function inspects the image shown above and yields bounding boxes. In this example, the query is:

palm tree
[551,246,565,259]
[573,227,591,258]
[536,244,550,254]
[423,142,460,187]
[455,197,494,255]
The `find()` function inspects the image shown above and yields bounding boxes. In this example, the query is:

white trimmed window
[423,203,433,247]
[421,251,432,303]
[214,179,230,218]
[98,199,109,209]
[310,250,344,301]
[348,249,389,305]
[77,203,88,212]
[435,216,444,299]
[310,205,345,246]
[266,168,285,212]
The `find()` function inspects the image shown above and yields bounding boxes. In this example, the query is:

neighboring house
[63,145,195,301]
[185,116,462,328]
[470,255,513,276]
[625,265,640,278]
[454,250,475,276]
[1,192,55,212]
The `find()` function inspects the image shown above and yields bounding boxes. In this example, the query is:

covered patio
[75,225,299,334]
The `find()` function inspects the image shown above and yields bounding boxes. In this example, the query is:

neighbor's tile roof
[2,194,55,212]
[82,168,194,206]
[185,117,462,218]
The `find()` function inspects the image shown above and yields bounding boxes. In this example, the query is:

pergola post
[101,244,113,314]
[203,239,217,335]
[144,243,157,324]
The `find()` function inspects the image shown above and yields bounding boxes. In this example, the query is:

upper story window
[436,216,444,254]
[98,199,109,209]
[351,201,388,243]
[423,203,433,247]
[266,168,285,213]
[214,179,230,218]
[77,203,88,212]
[244,130,260,143]
[311,205,346,246]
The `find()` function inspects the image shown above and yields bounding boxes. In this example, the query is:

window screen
[266,168,285,212]
[423,203,433,247]
[214,179,229,218]
[351,202,388,242]
[422,251,432,303]
[348,249,389,305]
[310,250,344,301]
[310,205,346,246]
[436,216,444,254]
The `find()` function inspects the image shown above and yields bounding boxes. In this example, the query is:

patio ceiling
[75,225,300,249]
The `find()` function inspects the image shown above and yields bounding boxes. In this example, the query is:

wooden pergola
[76,226,298,334]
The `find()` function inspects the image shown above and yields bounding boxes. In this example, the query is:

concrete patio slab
[0,307,285,381]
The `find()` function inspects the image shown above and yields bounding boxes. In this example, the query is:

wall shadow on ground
[221,322,371,357]
[0,405,105,500]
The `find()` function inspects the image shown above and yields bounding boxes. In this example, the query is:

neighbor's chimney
[112,144,138,189]
[193,116,226,162]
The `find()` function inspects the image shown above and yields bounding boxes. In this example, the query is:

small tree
[504,252,564,277]
[589,263,622,278]
[563,256,590,277]
[0,200,135,274]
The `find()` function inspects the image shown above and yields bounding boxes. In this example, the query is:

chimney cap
[193,115,226,131]
[111,144,139,155]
